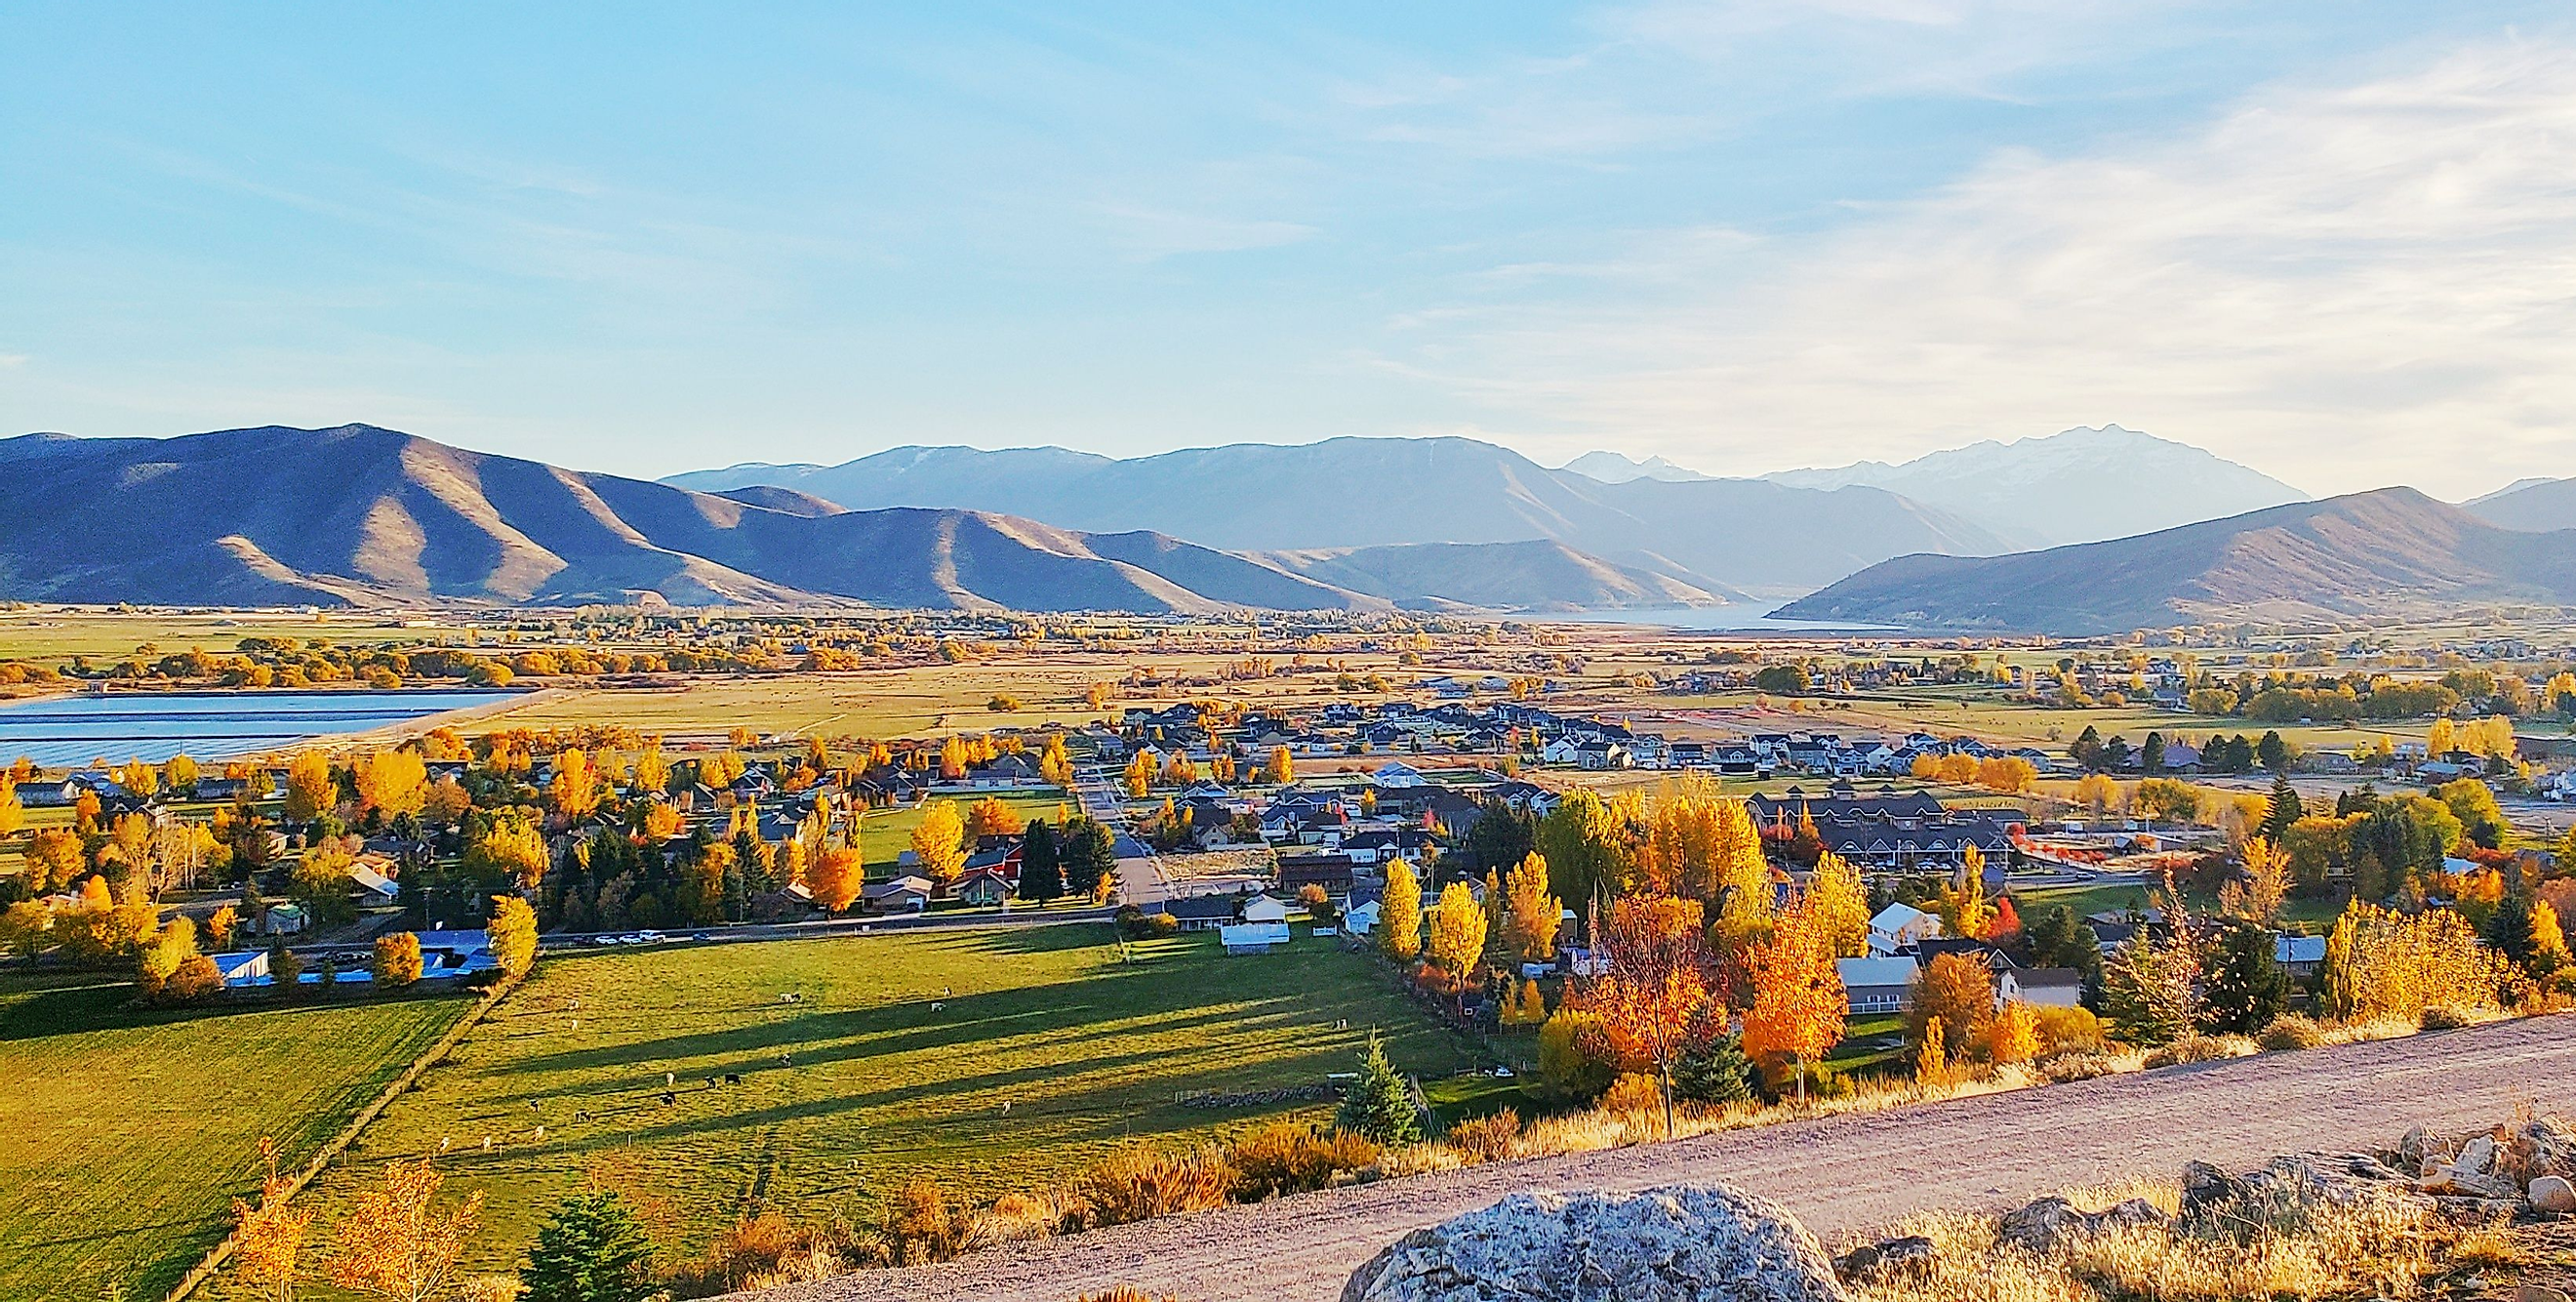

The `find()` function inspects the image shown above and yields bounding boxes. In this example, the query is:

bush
[2032,1004,2109,1055]
[1443,1108,1521,1162]
[2419,1003,2476,1031]
[1600,1073,1664,1116]
[2256,1014,2328,1051]
[1536,1009,1615,1103]
[1078,1291,1184,1302]
[2143,1034,2257,1068]
[1076,1146,1234,1227]
[2035,1050,2126,1082]
[880,1179,968,1266]
[1227,1121,1379,1200]
[1670,1038,1755,1104]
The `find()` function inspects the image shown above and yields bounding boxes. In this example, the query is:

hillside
[1254,541,1744,612]
[1763,425,2306,549]
[1773,487,2576,633]
[0,427,1728,613]
[664,435,2009,590]
[2463,475,2576,532]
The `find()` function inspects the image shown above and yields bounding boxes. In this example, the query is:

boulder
[1995,1197,2170,1255]
[2530,1174,2576,1214]
[2180,1160,2244,1217]
[1341,1186,1853,1302]
[2456,1135,2499,1176]
[1834,1236,1937,1283]
[2501,1118,2576,1188]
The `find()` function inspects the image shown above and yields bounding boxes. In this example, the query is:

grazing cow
[661,1091,676,1106]
[724,1073,742,1085]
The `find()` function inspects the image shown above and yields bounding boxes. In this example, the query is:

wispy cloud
[1386,39,2576,498]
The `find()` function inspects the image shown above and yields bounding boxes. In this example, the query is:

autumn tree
[1906,952,1994,1061]
[2070,773,2123,816]
[25,827,85,893]
[2220,835,2290,923]
[2322,901,2512,1021]
[1379,857,1423,962]
[1806,852,1870,957]
[464,817,549,889]
[1496,852,1562,962]
[1985,998,2039,1066]
[909,800,967,885]
[809,845,864,915]
[283,751,337,824]
[1122,752,1154,799]
[355,750,428,821]
[1739,898,1846,1101]
[0,777,22,837]
[232,1137,313,1302]
[965,796,1026,840]
[549,750,602,825]
[1932,845,1995,940]
[373,932,424,987]
[139,915,201,1001]
[1425,881,1488,986]
[1578,893,1711,1135]
[1266,746,1294,786]
[327,1159,484,1302]
[487,896,539,977]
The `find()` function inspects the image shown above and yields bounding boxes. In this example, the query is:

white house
[1867,903,1942,956]
[348,861,402,908]
[1343,899,1382,936]
[1240,894,1294,925]
[1996,967,2084,1009]
[863,875,934,914]
[1836,956,1917,1014]
[212,950,271,989]
[1370,761,1429,789]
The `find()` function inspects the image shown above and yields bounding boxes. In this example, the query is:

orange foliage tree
[1739,897,1847,1101]
[1577,893,1711,1136]
[326,1159,483,1302]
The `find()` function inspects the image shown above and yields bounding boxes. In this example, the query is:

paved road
[765,1014,2576,1302]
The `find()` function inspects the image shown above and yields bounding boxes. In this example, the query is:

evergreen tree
[2257,729,2291,773]
[1019,819,1064,903]
[2261,771,2305,843]
[2199,921,2288,1035]
[1334,1032,1421,1144]
[1465,800,1538,875]
[1670,1033,1756,1104]
[2140,732,2167,775]
[2070,725,2105,770]
[1060,817,1115,898]
[521,1189,656,1302]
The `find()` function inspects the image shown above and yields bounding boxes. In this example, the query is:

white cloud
[1391,40,2576,498]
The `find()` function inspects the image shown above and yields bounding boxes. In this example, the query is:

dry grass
[2140,1034,2257,1068]
[1851,1171,2510,1302]
[1074,1146,1237,1228]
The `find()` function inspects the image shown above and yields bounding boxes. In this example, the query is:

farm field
[234,924,1477,1293]
[0,975,473,1302]
[0,611,473,663]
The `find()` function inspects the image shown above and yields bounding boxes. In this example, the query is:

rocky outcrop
[1994,1197,2170,1254]
[1341,1186,1851,1302]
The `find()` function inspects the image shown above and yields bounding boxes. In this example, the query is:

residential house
[1996,967,2083,1009]
[1162,893,1242,933]
[951,868,1013,906]
[1837,956,1918,1014]
[862,875,933,914]
[1867,903,1942,956]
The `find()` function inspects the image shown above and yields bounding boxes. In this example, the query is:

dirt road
[766,1015,2576,1302]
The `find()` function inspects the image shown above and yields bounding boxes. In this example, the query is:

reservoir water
[0,689,516,766]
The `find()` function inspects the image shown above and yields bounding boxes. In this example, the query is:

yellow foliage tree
[1497,852,1562,962]
[1739,898,1846,1099]
[1986,998,2040,1066]
[2322,902,2511,1021]
[1425,880,1488,983]
[965,795,1026,840]
[548,749,600,824]
[1806,851,1870,958]
[809,845,863,915]
[911,800,967,884]
[2070,772,2123,816]
[487,896,538,977]
[2221,836,2290,923]
[372,931,423,987]
[1267,746,1294,785]
[326,1159,483,1302]
[231,1138,312,1302]
[355,750,427,820]
[1379,858,1423,962]
[283,751,336,823]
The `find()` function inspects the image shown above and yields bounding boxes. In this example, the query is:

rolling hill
[2463,475,2576,532]
[0,426,1730,613]
[664,436,2010,591]
[1762,425,2308,549]
[1772,487,2576,633]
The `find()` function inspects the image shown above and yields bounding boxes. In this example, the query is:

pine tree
[2262,771,2305,842]
[520,1189,655,1302]
[1334,1032,1420,1144]
[2198,920,2288,1035]
[1019,819,1064,902]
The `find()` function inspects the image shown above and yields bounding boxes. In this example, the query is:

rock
[2457,1135,2499,1176]
[2420,1169,2519,1200]
[1342,1185,1853,1302]
[2399,1126,2432,1172]
[2501,1118,2576,1187]
[2530,1174,2576,1213]
[2181,1160,2245,1217]
[1995,1197,2171,1255]
[2517,1285,2571,1302]
[2430,1196,2521,1226]
[1835,1236,1937,1283]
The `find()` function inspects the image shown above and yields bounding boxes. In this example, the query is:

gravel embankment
[765,1014,2576,1302]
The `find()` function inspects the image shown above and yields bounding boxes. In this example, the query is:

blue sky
[5,2,2573,497]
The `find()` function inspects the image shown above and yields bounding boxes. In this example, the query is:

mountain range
[1774,487,2576,633]
[2463,475,2576,533]
[1758,425,2309,549]
[0,426,1746,613]
[665,435,2008,591]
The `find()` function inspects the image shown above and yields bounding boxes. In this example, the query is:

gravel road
[762,1014,2576,1302]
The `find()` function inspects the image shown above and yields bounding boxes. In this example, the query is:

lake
[0,689,518,766]
[1548,603,1900,632]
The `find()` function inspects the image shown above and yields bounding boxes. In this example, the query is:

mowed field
[855,793,1066,876]
[238,924,1476,1291]
[0,975,473,1301]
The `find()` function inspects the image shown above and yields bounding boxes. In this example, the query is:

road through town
[766,1014,2576,1302]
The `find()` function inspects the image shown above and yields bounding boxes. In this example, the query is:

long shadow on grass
[0,980,471,1041]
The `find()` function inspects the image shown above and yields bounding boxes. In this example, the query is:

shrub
[674,1210,850,1294]
[2418,1003,2476,1031]
[2032,1004,2108,1055]
[1670,1037,1755,1104]
[1077,1146,1234,1227]
[1227,1121,1378,1200]
[1600,1073,1664,1116]
[1536,1008,1615,1103]
[1443,1109,1521,1162]
[2143,1034,2257,1068]
[2255,1014,2327,1051]
[2036,1050,2128,1082]
[1078,1290,1184,1302]
[879,1179,968,1266]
